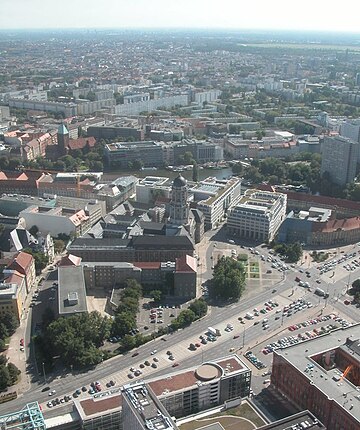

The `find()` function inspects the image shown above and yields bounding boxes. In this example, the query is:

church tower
[57,123,69,155]
[169,174,189,226]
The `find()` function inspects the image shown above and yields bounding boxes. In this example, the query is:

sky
[1,0,360,33]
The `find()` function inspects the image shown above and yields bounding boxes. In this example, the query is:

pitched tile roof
[7,251,33,274]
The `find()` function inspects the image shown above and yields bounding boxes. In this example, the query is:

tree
[112,312,136,337]
[0,366,11,390]
[116,296,139,315]
[189,299,208,318]
[23,248,49,275]
[192,162,199,182]
[0,323,9,339]
[232,163,243,176]
[211,256,246,301]
[176,309,196,327]
[149,290,162,303]
[0,311,19,336]
[7,362,20,384]
[122,334,136,351]
[286,242,303,263]
[0,339,6,352]
[54,239,65,254]
[123,279,142,299]
[29,225,39,237]
[132,159,143,171]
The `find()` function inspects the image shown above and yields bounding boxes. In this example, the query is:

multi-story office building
[320,136,359,186]
[227,189,287,242]
[150,356,251,418]
[193,177,241,230]
[271,323,360,430]
[19,206,92,238]
[58,266,87,317]
[122,383,178,430]
[71,354,251,430]
[135,176,171,204]
[104,141,164,169]
[68,235,195,263]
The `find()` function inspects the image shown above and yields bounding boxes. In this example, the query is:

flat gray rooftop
[258,410,325,429]
[58,266,87,316]
[275,323,360,423]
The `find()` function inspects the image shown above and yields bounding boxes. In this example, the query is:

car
[81,386,87,392]
[172,363,179,367]
[151,350,157,355]
[132,351,139,357]
[42,386,51,392]
[263,324,269,329]
[153,357,159,362]
[140,363,145,369]
[76,389,81,395]
[47,401,53,408]
[169,355,175,361]
[48,390,56,396]
[145,360,150,366]
[109,380,115,386]
[254,321,260,325]
[166,350,172,355]
[20,338,24,346]
[151,363,158,368]
[195,342,201,348]
[344,300,351,305]
[128,373,134,379]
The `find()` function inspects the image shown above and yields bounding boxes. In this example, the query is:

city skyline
[1,0,360,33]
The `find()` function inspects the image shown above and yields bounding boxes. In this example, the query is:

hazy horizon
[1,0,360,34]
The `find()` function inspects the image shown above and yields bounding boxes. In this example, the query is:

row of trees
[112,279,142,338]
[211,256,246,301]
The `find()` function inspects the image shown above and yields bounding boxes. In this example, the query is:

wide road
[1,233,359,415]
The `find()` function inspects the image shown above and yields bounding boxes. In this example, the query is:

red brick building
[271,324,360,430]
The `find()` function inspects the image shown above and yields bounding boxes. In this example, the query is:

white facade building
[227,189,287,242]
[194,177,242,230]
[135,176,171,204]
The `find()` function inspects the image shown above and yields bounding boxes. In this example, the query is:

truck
[314,287,328,297]
[207,327,221,337]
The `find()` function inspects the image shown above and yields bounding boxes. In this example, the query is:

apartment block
[321,136,359,186]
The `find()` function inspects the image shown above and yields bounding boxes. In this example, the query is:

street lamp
[42,362,47,384]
